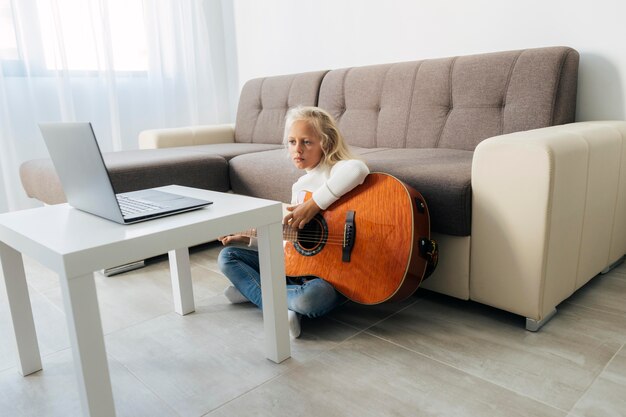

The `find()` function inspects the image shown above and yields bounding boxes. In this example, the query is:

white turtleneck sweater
[248,159,369,249]
[291,159,370,208]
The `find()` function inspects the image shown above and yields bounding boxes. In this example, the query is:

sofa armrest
[138,123,236,149]
[470,121,626,321]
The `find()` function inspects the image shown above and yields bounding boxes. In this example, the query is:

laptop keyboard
[117,195,164,216]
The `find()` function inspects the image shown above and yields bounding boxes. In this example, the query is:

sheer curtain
[0,0,238,212]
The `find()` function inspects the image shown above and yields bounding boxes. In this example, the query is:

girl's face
[288,120,323,170]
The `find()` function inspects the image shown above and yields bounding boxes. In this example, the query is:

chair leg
[525,308,557,331]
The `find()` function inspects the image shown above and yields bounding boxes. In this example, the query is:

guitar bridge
[342,210,356,262]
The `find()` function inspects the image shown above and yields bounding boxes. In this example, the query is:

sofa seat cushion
[229,149,301,203]
[20,148,230,205]
[229,146,472,236]
[180,143,283,160]
[228,147,393,203]
[361,148,473,236]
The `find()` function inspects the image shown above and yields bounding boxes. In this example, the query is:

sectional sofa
[20,46,626,330]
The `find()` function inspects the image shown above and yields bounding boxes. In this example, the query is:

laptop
[39,122,212,224]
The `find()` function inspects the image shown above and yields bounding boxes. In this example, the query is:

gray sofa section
[21,47,577,234]
[21,47,577,235]
[318,47,577,150]
[20,148,231,204]
[21,70,330,204]
[227,46,578,237]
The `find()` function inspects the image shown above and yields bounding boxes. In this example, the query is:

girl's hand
[218,235,251,246]
[284,198,321,229]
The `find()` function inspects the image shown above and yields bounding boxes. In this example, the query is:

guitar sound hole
[294,214,327,256]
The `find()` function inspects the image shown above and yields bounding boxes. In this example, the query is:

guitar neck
[240,225,298,242]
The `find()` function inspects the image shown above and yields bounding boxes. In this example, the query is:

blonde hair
[283,106,358,167]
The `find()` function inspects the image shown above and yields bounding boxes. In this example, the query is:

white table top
[0,186,282,277]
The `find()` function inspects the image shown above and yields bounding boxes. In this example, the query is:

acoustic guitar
[242,173,437,305]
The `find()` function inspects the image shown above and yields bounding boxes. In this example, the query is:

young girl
[217,106,369,338]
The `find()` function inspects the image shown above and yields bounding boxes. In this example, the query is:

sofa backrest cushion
[318,47,579,151]
[234,70,329,144]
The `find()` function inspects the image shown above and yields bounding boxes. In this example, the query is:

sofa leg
[600,255,624,274]
[525,308,557,332]
[101,260,146,277]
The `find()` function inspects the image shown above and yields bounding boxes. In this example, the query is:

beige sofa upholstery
[471,121,626,327]
[20,47,626,330]
[138,124,236,149]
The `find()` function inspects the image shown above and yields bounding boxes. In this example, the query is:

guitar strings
[248,229,351,241]
[243,234,350,245]
[238,228,359,245]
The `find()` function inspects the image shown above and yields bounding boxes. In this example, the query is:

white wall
[232,0,626,121]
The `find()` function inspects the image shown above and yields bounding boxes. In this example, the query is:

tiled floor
[1,241,625,417]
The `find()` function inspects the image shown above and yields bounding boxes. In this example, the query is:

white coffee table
[0,185,290,417]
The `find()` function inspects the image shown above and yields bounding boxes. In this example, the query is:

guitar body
[284,172,431,305]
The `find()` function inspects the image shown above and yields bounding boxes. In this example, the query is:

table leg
[59,273,116,417]
[257,222,290,363]
[168,248,195,315]
[0,242,42,376]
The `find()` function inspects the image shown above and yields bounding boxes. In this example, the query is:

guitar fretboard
[239,225,298,242]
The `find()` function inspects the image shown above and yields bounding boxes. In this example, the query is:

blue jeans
[217,246,346,318]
